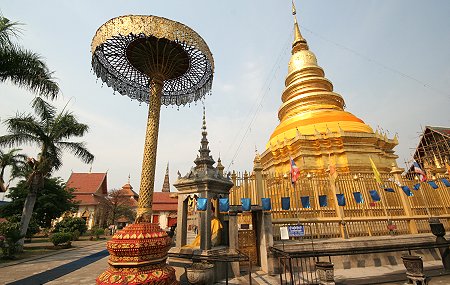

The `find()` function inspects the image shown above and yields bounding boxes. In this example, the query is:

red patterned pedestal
[96,223,178,285]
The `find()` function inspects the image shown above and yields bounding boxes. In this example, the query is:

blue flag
[241,198,251,211]
[197,197,208,211]
[262,198,272,211]
[413,183,421,190]
[401,186,413,197]
[353,192,364,204]
[319,195,328,207]
[301,196,311,208]
[281,197,290,210]
[442,179,450,187]
[428,181,439,189]
[219,198,229,212]
[336,194,346,206]
[369,190,381,202]
[384,188,395,193]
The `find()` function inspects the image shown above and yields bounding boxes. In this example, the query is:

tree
[0,97,94,245]
[0,15,59,99]
[0,177,78,229]
[0,148,26,192]
[99,189,136,227]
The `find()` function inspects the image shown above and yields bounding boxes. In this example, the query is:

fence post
[254,153,264,206]
[253,153,275,273]
[391,164,418,234]
[329,176,348,239]
[231,171,237,205]
[244,171,250,202]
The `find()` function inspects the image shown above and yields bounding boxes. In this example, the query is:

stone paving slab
[0,241,107,284]
[46,256,109,285]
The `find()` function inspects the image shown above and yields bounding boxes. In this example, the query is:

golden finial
[128,174,130,184]
[291,0,308,52]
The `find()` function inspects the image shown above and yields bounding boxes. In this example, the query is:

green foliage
[0,148,27,193]
[53,217,87,235]
[0,15,59,99]
[0,220,23,258]
[71,229,80,241]
[49,232,72,247]
[7,215,39,239]
[90,227,104,239]
[0,177,78,228]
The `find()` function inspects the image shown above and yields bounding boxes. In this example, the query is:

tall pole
[137,79,163,222]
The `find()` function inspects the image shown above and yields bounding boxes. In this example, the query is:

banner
[197,197,208,211]
[262,198,272,211]
[336,194,346,206]
[319,195,328,207]
[301,196,311,208]
[353,192,364,204]
[219,198,229,212]
[369,190,381,202]
[281,197,291,210]
[241,198,251,211]
[401,186,413,197]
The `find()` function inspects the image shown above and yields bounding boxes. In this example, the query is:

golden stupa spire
[292,0,308,52]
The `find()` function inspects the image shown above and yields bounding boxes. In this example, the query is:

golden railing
[229,166,450,240]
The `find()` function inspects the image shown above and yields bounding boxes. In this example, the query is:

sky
[1,0,450,195]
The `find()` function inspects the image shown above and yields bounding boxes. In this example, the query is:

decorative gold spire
[195,105,215,170]
[292,0,308,53]
[161,162,170,192]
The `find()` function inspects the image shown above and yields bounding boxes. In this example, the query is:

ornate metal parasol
[91,15,214,285]
[92,15,214,221]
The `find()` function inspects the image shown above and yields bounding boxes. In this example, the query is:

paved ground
[1,238,450,284]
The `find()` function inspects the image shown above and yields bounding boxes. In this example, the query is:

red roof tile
[152,192,177,212]
[67,173,107,195]
[75,193,103,206]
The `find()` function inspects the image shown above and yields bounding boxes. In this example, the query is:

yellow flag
[369,157,383,185]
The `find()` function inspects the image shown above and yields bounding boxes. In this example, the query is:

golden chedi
[261,5,398,174]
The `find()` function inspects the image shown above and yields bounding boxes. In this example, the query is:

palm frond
[0,46,59,99]
[3,114,44,138]
[0,16,22,48]
[51,112,89,140]
[58,141,94,164]
[31,97,56,123]
[0,133,41,149]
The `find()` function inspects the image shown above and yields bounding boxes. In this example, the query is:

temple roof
[174,107,233,194]
[67,172,107,195]
[67,172,108,206]
[152,192,177,212]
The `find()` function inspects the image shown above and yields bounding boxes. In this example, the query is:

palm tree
[0,15,59,99]
[0,97,94,243]
[0,148,27,192]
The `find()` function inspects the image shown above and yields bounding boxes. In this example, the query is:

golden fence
[229,169,450,240]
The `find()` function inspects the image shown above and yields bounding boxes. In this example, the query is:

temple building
[115,179,139,228]
[407,126,450,177]
[66,172,108,229]
[151,164,178,229]
[261,6,398,174]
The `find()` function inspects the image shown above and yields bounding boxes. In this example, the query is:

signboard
[280,226,289,240]
[288,225,305,237]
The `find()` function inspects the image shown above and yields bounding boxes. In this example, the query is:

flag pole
[415,150,432,217]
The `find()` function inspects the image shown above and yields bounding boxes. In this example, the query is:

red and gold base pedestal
[96,223,178,285]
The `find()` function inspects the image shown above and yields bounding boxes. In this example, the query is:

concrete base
[168,246,240,283]
[270,233,447,274]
